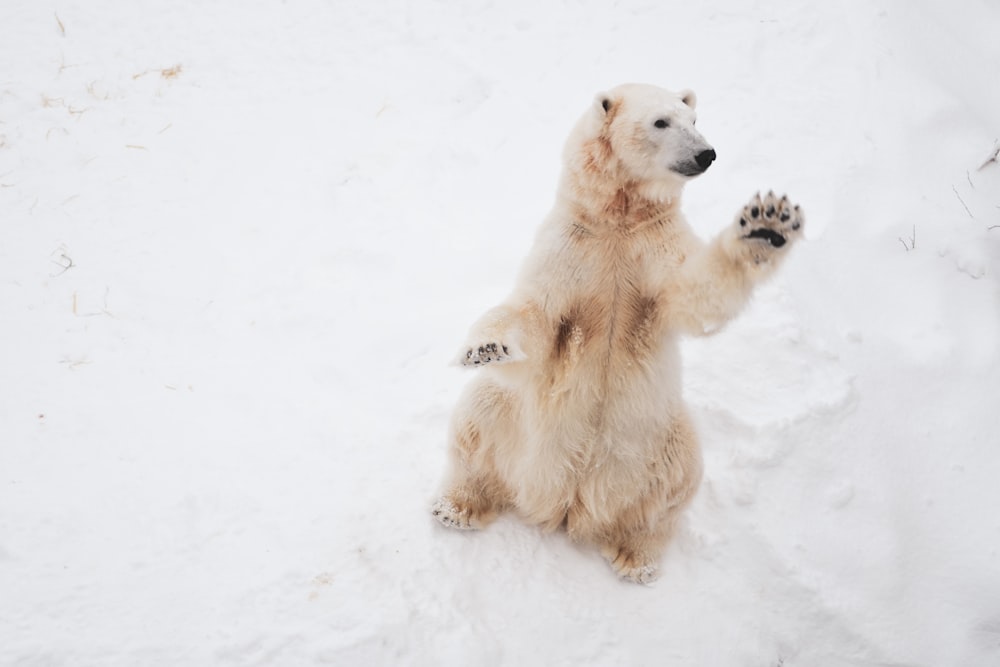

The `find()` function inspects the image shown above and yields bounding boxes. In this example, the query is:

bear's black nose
[695,148,716,171]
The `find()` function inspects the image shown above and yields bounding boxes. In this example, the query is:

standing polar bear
[433,83,804,583]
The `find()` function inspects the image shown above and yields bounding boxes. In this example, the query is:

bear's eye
[654,119,670,129]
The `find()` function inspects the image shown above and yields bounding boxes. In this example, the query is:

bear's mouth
[745,228,786,247]
[670,162,709,178]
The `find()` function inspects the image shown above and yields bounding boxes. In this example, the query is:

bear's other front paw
[736,191,804,264]
[462,342,512,367]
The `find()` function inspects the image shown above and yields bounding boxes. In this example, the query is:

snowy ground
[2,1,1000,665]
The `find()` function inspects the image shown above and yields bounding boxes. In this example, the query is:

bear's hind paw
[431,498,479,530]
[603,545,661,585]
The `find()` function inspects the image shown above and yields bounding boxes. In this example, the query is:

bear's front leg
[455,301,542,368]
[664,192,805,336]
[726,190,805,267]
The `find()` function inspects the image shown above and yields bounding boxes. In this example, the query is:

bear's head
[566,83,716,204]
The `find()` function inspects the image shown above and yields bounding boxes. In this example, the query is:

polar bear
[432,83,804,583]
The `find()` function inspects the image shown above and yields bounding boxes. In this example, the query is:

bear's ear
[680,89,697,109]
[594,92,614,116]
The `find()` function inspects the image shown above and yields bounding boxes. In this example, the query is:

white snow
[2,1,999,665]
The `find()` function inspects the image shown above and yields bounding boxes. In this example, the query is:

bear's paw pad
[462,342,512,367]
[738,191,804,252]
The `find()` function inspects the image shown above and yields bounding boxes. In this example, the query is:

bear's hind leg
[598,518,676,584]
[596,419,703,583]
[433,379,517,531]
[432,474,510,530]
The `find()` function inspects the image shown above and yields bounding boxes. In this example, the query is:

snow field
[2,1,999,665]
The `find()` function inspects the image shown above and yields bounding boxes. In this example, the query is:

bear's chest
[548,235,674,365]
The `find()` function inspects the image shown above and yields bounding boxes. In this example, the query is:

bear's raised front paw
[462,342,512,367]
[737,191,804,263]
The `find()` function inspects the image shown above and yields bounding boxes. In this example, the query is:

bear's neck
[562,136,683,233]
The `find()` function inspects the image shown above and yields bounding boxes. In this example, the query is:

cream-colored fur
[433,83,804,583]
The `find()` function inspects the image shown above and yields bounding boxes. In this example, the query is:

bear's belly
[515,331,682,524]
[514,403,682,530]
